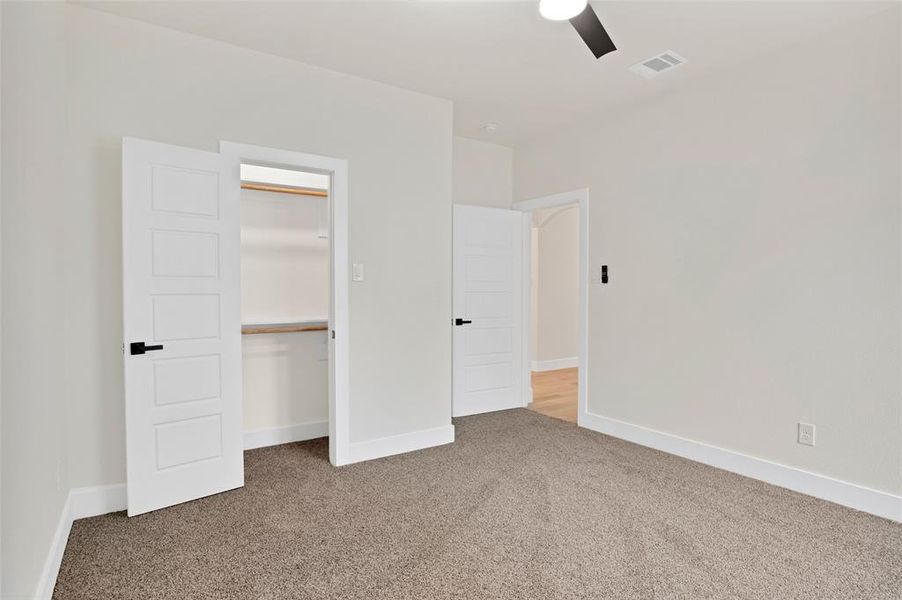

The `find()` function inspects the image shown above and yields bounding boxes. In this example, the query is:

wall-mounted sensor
[601,265,609,284]
[352,263,364,282]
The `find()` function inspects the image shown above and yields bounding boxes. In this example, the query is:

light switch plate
[798,422,815,446]
[352,263,364,282]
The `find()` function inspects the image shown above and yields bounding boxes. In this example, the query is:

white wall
[530,228,538,364]
[533,206,580,366]
[241,187,329,433]
[242,332,328,433]
[4,1,454,589]
[0,3,453,593]
[1,1,4,592]
[1,3,70,597]
[241,188,329,324]
[452,136,512,209]
[58,2,452,487]
[514,8,901,495]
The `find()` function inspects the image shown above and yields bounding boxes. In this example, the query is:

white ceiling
[79,1,892,146]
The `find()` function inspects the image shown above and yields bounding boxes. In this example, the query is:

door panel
[123,137,242,516]
[453,205,523,417]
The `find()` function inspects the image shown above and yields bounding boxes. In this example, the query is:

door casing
[220,141,351,466]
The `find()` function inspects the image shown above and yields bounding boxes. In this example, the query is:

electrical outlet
[798,422,815,447]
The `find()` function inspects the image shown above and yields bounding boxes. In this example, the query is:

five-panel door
[122,137,243,516]
[452,205,524,417]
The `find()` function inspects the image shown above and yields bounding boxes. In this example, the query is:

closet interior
[239,163,330,439]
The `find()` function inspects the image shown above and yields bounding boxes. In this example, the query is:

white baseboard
[33,421,451,597]
[34,484,130,599]
[70,483,127,520]
[34,494,73,600]
[531,356,578,372]
[243,420,328,450]
[347,424,455,464]
[579,411,902,523]
[35,413,898,598]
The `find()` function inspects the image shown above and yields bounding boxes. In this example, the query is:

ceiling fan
[539,0,617,60]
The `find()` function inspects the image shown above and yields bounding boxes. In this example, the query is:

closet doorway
[221,141,350,470]
[122,138,349,516]
[239,164,332,446]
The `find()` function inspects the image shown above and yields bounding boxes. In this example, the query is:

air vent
[629,50,687,79]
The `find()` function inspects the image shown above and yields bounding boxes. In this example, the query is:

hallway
[528,367,577,423]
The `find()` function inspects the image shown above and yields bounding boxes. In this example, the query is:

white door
[453,205,524,417]
[122,137,242,516]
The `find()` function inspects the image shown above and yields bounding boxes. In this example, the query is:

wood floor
[528,367,578,423]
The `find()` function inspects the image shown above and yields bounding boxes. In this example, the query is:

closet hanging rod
[241,182,328,198]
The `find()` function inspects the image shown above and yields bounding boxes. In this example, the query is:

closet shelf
[241,320,328,335]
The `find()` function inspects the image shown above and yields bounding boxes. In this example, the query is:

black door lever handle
[454,318,472,326]
[130,341,164,355]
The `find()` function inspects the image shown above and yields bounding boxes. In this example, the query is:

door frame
[220,141,350,466]
[511,188,589,425]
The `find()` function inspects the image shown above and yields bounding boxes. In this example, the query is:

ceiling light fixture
[539,0,588,21]
[482,123,499,134]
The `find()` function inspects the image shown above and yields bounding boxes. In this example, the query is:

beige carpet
[54,409,901,599]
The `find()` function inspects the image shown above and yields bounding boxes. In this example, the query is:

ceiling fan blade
[569,4,616,59]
